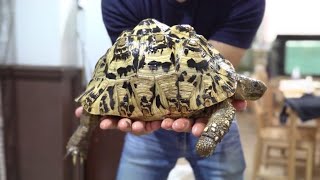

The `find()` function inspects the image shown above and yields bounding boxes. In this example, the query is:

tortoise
[66,18,267,163]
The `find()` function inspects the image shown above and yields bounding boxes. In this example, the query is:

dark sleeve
[101,0,143,44]
[210,0,265,49]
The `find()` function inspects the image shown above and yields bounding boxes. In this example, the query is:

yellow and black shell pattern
[76,19,237,121]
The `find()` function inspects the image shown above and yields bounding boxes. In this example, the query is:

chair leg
[287,109,297,180]
[265,145,271,168]
[252,138,263,180]
[305,145,315,180]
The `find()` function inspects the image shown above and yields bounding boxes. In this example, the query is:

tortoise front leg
[66,111,100,164]
[195,100,235,157]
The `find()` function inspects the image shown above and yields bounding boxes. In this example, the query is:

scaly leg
[66,111,100,164]
[196,100,235,157]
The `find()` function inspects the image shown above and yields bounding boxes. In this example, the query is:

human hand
[159,99,247,137]
[75,99,247,136]
[75,106,162,135]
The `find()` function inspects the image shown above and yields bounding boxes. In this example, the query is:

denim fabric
[116,120,245,180]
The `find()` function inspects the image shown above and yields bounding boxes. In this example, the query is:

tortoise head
[234,74,267,101]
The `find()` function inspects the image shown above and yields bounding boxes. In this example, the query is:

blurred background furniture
[267,35,320,79]
[0,65,126,180]
[251,66,319,180]
[280,85,320,180]
[0,65,82,180]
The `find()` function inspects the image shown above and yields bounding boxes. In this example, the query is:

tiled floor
[168,111,320,180]
[238,111,257,180]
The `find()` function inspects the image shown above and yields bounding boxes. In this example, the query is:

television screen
[284,40,320,76]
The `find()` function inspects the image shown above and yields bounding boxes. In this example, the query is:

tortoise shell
[76,18,237,121]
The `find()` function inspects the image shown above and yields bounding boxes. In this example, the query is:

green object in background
[285,40,320,76]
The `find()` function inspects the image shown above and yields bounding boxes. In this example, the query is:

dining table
[277,77,320,179]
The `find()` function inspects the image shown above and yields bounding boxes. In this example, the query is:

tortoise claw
[65,146,86,165]
[72,151,78,165]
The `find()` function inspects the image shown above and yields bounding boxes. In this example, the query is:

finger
[144,121,161,133]
[172,118,193,132]
[161,118,174,130]
[192,118,208,137]
[118,118,132,132]
[75,106,83,118]
[132,121,146,135]
[150,121,161,131]
[145,122,153,132]
[232,100,247,111]
[99,118,117,130]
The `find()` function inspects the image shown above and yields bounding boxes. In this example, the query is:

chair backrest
[251,65,279,131]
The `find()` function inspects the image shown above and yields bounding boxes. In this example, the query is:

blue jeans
[116,120,246,180]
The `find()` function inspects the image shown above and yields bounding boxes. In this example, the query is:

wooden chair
[251,66,318,180]
[286,107,317,180]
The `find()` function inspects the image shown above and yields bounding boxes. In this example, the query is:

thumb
[75,106,83,118]
[232,100,247,111]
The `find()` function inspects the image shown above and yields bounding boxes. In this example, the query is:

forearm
[208,40,246,69]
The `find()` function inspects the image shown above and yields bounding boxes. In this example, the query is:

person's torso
[135,0,233,39]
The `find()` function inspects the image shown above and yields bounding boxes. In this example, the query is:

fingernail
[100,123,106,129]
[183,121,189,130]
[131,123,137,130]
[192,126,201,137]
[161,119,170,130]
[132,123,145,134]
[172,122,179,129]
[173,121,188,130]
[100,122,108,129]
[164,119,171,128]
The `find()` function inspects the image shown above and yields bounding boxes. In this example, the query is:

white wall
[14,0,81,66]
[15,0,60,65]
[255,0,320,49]
[15,0,319,67]
[60,0,79,66]
[14,0,111,82]
[77,0,112,82]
